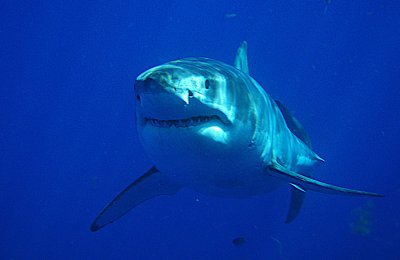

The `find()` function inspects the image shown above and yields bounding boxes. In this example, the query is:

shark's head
[134,58,259,181]
[135,58,236,142]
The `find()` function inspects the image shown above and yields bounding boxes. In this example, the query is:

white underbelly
[146,140,282,197]
[139,120,284,197]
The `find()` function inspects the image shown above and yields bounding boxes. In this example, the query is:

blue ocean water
[1,1,399,259]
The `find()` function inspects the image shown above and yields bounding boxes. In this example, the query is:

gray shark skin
[90,42,382,232]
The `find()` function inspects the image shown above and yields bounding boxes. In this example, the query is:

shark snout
[134,77,199,120]
[134,78,165,95]
[135,77,192,106]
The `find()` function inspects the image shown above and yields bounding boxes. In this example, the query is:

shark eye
[204,79,210,89]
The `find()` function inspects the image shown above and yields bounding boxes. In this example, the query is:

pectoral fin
[269,162,383,197]
[286,184,306,223]
[91,166,181,232]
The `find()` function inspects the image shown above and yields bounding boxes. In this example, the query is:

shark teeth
[145,116,219,128]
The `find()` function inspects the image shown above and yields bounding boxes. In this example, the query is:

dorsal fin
[234,41,249,74]
[275,100,312,148]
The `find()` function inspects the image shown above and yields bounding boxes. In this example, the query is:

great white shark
[91,41,382,232]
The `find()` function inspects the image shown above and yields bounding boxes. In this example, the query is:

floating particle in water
[232,236,245,247]
[225,13,237,19]
[324,0,332,14]
[350,201,374,236]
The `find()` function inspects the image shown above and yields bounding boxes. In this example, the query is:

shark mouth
[144,115,220,128]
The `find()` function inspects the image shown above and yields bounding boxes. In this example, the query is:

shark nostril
[188,90,194,98]
[136,94,141,102]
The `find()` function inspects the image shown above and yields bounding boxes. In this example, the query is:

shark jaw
[139,114,231,145]
[143,115,221,128]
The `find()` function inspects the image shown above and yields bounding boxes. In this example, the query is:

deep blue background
[1,1,399,259]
